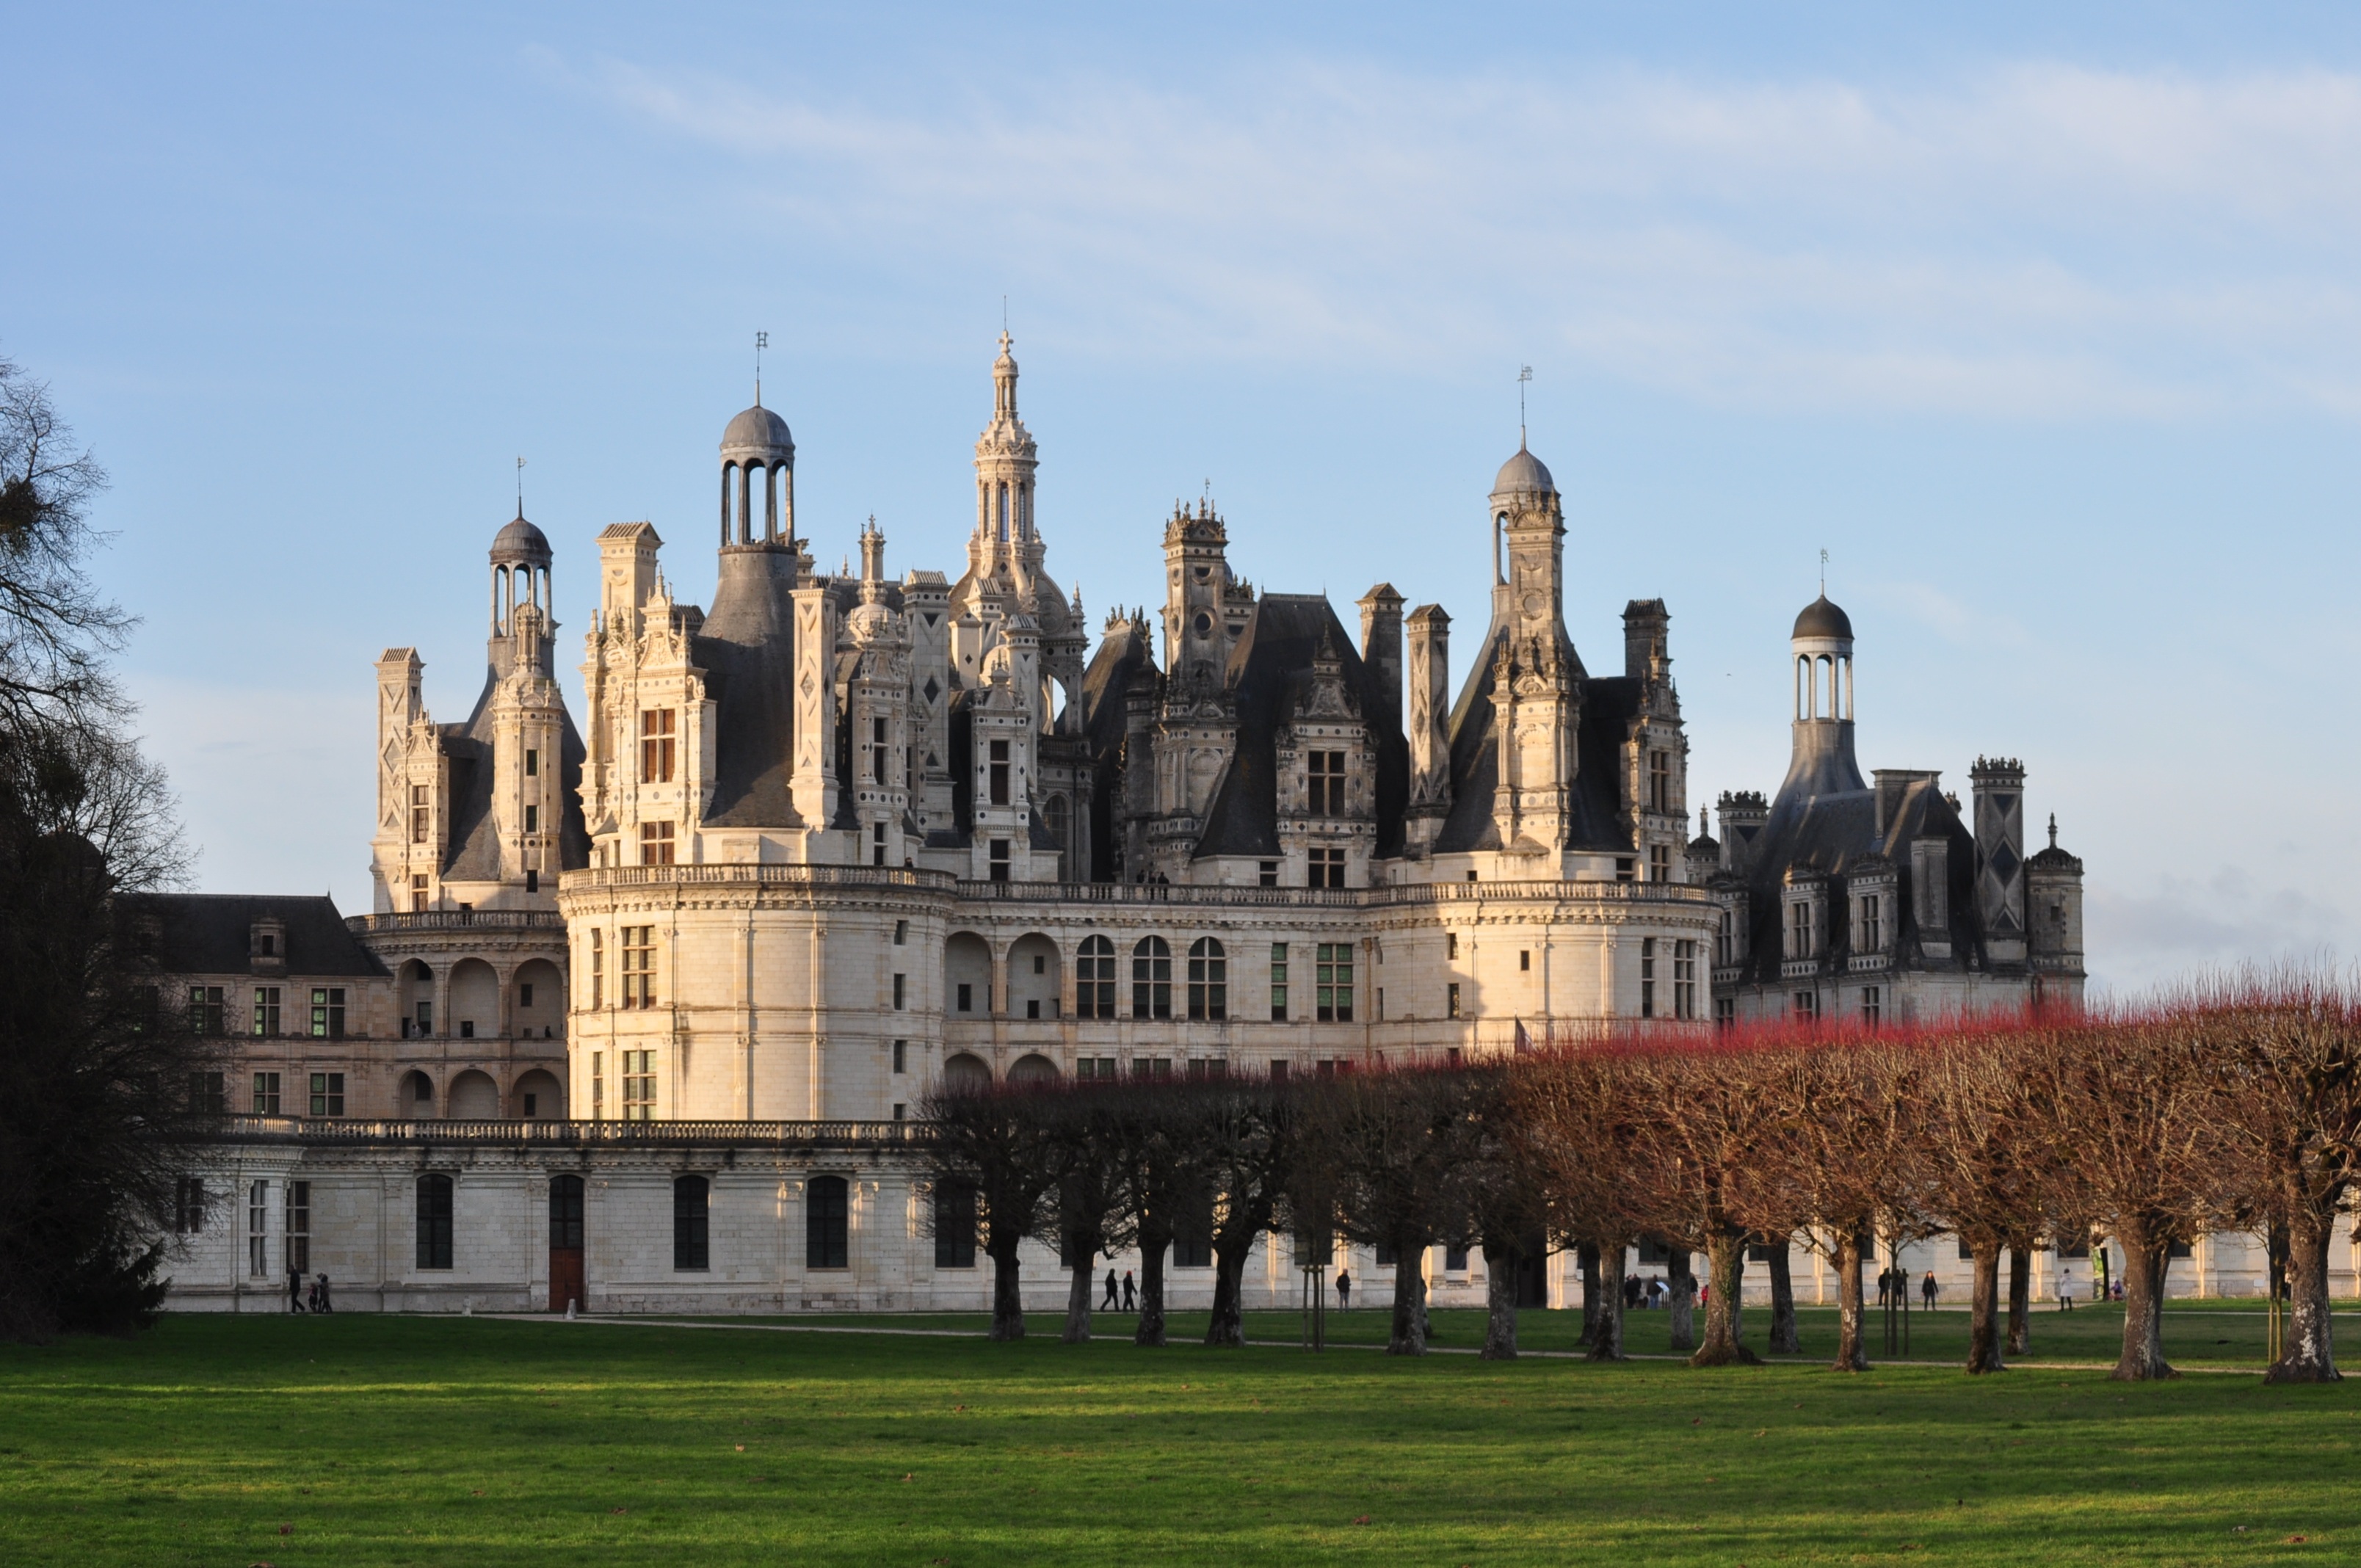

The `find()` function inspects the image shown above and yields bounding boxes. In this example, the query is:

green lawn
[1,1305,2352,1565]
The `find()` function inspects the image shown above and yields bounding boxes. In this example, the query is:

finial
[515,455,526,517]
[1819,547,1828,595]
[754,330,769,406]
[1700,805,1710,837]
[1517,365,1532,449]
[2048,812,2058,849]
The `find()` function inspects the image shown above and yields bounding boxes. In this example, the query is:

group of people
[286,1264,333,1313]
[1093,1268,1366,1313]
[1874,1268,1942,1310]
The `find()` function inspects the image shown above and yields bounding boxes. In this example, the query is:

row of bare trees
[924,973,2361,1383]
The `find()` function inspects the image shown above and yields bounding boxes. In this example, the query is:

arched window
[807,1175,849,1269]
[1077,935,1116,1020]
[1187,937,1227,1021]
[416,1174,454,1269]
[1042,793,1070,853]
[1132,936,1172,1020]
[672,1175,709,1271]
[997,483,1009,542]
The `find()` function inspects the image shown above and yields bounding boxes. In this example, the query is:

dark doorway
[549,1174,585,1313]
[1515,1232,1549,1309]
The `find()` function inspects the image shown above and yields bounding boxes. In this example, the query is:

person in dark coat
[1120,1270,1136,1311]
[314,1273,334,1313]
[1335,1269,1352,1311]
[1101,1268,1119,1310]
[287,1262,307,1313]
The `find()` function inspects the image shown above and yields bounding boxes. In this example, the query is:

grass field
[1,1302,2352,1565]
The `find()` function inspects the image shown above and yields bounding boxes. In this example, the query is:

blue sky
[8,2,2361,995]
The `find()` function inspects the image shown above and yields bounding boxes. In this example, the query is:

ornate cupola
[719,393,795,550]
[971,331,1040,584]
[1780,593,1867,798]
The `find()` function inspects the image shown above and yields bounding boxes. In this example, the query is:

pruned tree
[1319,1062,1480,1356]
[920,1081,1059,1340]
[1434,1063,1546,1360]
[1038,1084,1134,1343]
[2024,1010,2234,1381]
[1913,1024,2048,1373]
[1517,1045,1654,1362]
[1197,1071,1296,1348]
[1105,1077,1205,1348]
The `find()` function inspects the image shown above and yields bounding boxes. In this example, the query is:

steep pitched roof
[131,893,388,979]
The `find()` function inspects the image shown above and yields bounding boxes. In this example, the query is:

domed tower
[719,399,795,548]
[490,504,554,678]
[1780,594,1867,798]
[1482,439,1584,853]
[971,330,1038,581]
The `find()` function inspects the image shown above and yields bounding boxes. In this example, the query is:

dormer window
[258,933,276,957]
[1786,899,1815,959]
[1307,752,1345,816]
[1857,893,1882,951]
[1648,750,1672,812]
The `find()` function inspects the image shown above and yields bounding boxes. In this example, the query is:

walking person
[1121,1270,1136,1312]
[286,1261,306,1314]
[1876,1267,1890,1309]
[1921,1270,1937,1311]
[1335,1269,1351,1311]
[1101,1268,1120,1311]
[2058,1268,2075,1311]
[315,1273,334,1314]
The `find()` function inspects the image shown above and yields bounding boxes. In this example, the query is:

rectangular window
[1078,942,1115,1019]
[1717,907,1735,966]
[187,1071,225,1114]
[1716,996,1736,1028]
[1315,943,1354,1023]
[591,1050,603,1119]
[1446,932,1459,960]
[175,1177,206,1235]
[805,1177,848,1270]
[250,986,281,1036]
[309,987,346,1039]
[416,1175,454,1269]
[1375,987,1385,1020]
[1258,860,1279,888]
[251,1071,281,1115]
[1308,847,1345,889]
[1445,1244,1469,1272]
[1446,981,1461,1019]
[871,821,888,866]
[893,972,906,1010]
[1859,893,1882,951]
[1648,749,1671,813]
[287,1180,311,1274]
[1269,943,1288,1022]
[188,985,225,1035]
[1519,949,1531,972]
[308,1072,344,1117]
[675,1176,711,1271]
[639,820,675,865]
[1788,899,1813,959]
[622,1050,656,1120]
[1640,937,1656,1020]
[893,920,908,945]
[956,982,973,1013]
[410,783,430,845]
[410,872,429,912]
[1173,1199,1214,1268]
[621,926,656,1008]
[1793,990,1818,1021]
[871,715,889,783]
[1186,941,1227,1021]
[524,748,538,777]
[1650,843,1671,883]
[934,1183,978,1268]
[988,738,1011,805]
[1269,1059,1290,1083]
[1616,857,1636,884]
[1307,750,1346,815]
[893,1039,907,1075]
[1862,986,1882,1027]
[524,802,539,832]
[248,1180,269,1276]
[589,929,603,1009]
[988,838,1011,882]
[1674,940,1697,1020]
[640,708,676,783]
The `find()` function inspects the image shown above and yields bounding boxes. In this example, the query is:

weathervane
[755,330,769,405]
[1518,366,1532,445]
[515,455,526,515]
[1820,547,1829,595]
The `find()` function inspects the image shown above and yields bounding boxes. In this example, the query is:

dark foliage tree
[1104,1079,1206,1348]
[0,357,197,1343]
[1317,1064,1484,1357]
[920,1081,1059,1340]
[1038,1086,1134,1343]
[1196,1073,1296,1348]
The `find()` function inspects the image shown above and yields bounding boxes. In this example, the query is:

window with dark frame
[1315,943,1354,1023]
[310,987,346,1039]
[525,748,538,777]
[934,1182,978,1268]
[1269,942,1288,1021]
[1186,937,1227,1021]
[287,1180,311,1274]
[1132,936,1172,1019]
[1258,860,1279,888]
[251,1071,280,1115]
[1673,940,1697,1020]
[987,739,1011,805]
[1307,750,1346,816]
[806,1175,849,1269]
[621,926,656,1007]
[588,929,603,1009]
[1861,986,1882,1026]
[988,838,1011,882]
[416,1174,454,1269]
[1078,934,1117,1019]
[187,1071,224,1114]
[308,1072,344,1117]
[175,1177,206,1235]
[1640,937,1657,1019]
[673,1175,710,1270]
[870,715,889,783]
[1650,843,1671,883]
[893,1039,907,1074]
[1447,981,1461,1019]
[1307,846,1346,889]
[188,986,225,1035]
[1859,893,1882,951]
[248,1180,269,1276]
[1648,749,1672,813]
[639,821,675,865]
[622,1049,655,1120]
[639,708,676,783]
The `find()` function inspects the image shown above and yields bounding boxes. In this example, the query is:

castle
[150,340,2124,1315]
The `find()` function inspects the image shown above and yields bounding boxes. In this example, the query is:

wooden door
[548,1174,585,1313]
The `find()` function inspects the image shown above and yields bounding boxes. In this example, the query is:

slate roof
[1432,620,1633,855]
[439,676,592,881]
[130,893,388,979]
[693,545,805,829]
[1080,618,1156,880]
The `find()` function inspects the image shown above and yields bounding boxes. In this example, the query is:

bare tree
[1915,1026,2047,1373]
[0,359,132,733]
[920,1082,1059,1341]
[1320,1063,1481,1356]
[1039,1086,1132,1343]
[1106,1078,1205,1348]
[1517,1046,1654,1362]
[1197,1072,1296,1348]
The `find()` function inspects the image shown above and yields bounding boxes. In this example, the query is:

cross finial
[515,455,526,517]
[1819,547,1829,595]
[755,330,769,405]
[2048,812,2059,849]
[1517,365,1532,447]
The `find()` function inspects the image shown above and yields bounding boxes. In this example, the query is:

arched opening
[1076,934,1116,1020]
[1131,936,1172,1020]
[512,1068,561,1119]
[807,1175,849,1269]
[719,462,737,547]
[399,1070,435,1117]
[1187,937,1227,1021]
[1008,1052,1059,1085]
[1042,793,1070,858]
[943,1052,991,1092]
[548,1173,585,1313]
[399,960,436,1039]
[514,958,564,1039]
[1007,933,1059,1020]
[448,959,498,1039]
[944,932,992,1017]
[447,1069,500,1120]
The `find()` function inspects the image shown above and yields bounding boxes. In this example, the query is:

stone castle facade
[152,339,2111,1315]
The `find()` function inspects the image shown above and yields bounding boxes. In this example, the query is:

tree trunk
[2005,1244,2031,1357]
[1966,1237,2005,1374]
[1766,1241,1799,1354]
[1388,1239,1429,1356]
[1587,1240,1628,1361]
[1134,1230,1169,1348]
[1204,1232,1250,1348]
[1666,1248,1697,1354]
[1831,1231,1868,1372]
[1691,1227,1761,1366]
[1481,1236,1519,1360]
[1062,1237,1094,1344]
[987,1233,1025,1341]
[2264,1211,2340,1384]
[2110,1217,2177,1382]
[1577,1241,1602,1346]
